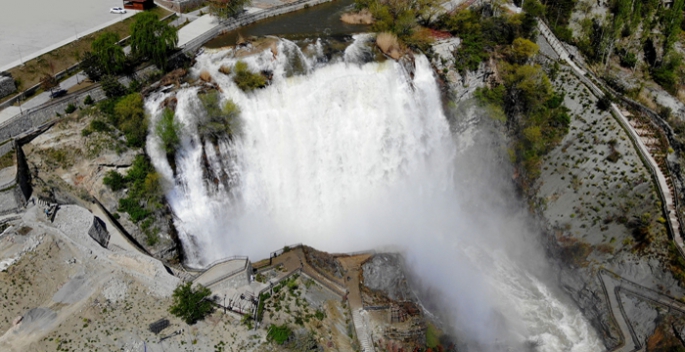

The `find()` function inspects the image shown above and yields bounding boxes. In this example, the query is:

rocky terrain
[20,109,181,261]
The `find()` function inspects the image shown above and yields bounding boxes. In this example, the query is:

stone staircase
[352,308,374,352]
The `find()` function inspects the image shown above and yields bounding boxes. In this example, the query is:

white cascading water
[146,37,605,351]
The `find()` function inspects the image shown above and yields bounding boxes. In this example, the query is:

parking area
[0,0,137,70]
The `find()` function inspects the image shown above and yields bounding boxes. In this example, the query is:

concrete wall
[0,76,16,99]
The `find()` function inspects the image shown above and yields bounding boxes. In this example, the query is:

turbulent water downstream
[146,37,604,351]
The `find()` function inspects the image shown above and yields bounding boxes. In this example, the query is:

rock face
[362,253,412,301]
[0,75,16,99]
[88,216,109,248]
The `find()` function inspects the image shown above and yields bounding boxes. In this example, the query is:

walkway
[339,255,375,352]
[194,258,247,287]
[598,270,685,352]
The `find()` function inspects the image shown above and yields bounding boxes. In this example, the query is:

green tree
[91,32,126,75]
[156,108,183,154]
[509,37,539,63]
[103,170,126,191]
[198,91,241,142]
[80,51,104,81]
[208,0,252,19]
[504,63,552,110]
[129,12,178,69]
[101,75,128,98]
[114,93,148,147]
[40,74,59,95]
[169,282,213,325]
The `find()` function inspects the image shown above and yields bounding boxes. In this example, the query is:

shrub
[619,51,637,68]
[115,155,160,223]
[101,75,128,98]
[103,170,126,191]
[267,324,291,345]
[232,61,266,91]
[596,95,612,111]
[156,108,182,154]
[128,79,142,93]
[84,95,94,105]
[64,104,77,114]
[652,54,682,94]
[198,91,241,141]
[169,282,213,325]
[114,93,148,148]
[90,119,110,132]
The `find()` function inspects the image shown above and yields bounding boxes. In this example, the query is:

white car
[110,7,126,14]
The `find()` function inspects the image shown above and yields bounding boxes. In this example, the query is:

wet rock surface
[362,253,413,302]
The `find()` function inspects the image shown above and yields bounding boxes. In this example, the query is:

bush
[156,108,182,155]
[620,51,637,68]
[596,95,612,111]
[101,75,128,98]
[198,91,241,141]
[114,93,148,148]
[64,104,77,114]
[90,119,110,132]
[103,170,126,191]
[652,54,682,94]
[128,79,142,93]
[84,95,94,105]
[233,61,267,91]
[115,155,161,223]
[169,282,213,325]
[267,324,291,345]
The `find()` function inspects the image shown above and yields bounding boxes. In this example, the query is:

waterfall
[146,37,604,351]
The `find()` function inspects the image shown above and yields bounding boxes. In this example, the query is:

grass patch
[0,150,16,169]
[267,324,291,345]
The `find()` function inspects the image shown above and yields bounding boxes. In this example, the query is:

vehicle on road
[49,89,67,99]
[110,7,126,14]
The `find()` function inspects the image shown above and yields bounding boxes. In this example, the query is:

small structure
[149,318,170,334]
[123,0,155,10]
